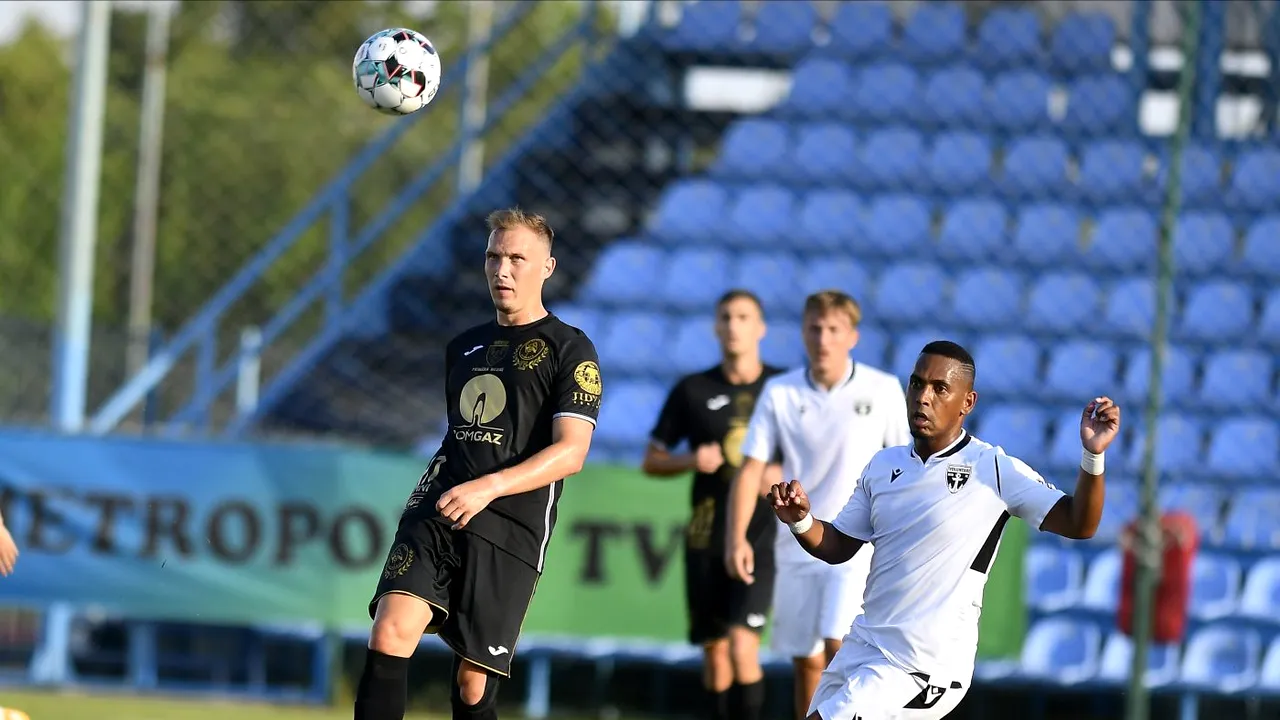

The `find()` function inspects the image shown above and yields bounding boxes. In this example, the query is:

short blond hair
[486,207,554,249]
[803,290,862,328]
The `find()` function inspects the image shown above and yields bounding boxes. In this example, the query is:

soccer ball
[352,28,442,116]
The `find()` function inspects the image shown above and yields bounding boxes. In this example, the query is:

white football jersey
[831,430,1066,684]
[741,361,910,566]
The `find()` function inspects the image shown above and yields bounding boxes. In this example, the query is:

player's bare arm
[769,480,863,565]
[0,510,17,576]
[437,415,594,530]
[724,456,773,583]
[642,441,725,477]
[1038,397,1121,540]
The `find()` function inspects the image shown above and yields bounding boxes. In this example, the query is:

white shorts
[770,552,872,659]
[809,635,968,720]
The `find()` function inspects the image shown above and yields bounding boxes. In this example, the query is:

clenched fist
[768,480,811,525]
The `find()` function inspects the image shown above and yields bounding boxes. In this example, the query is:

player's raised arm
[1035,397,1121,540]
[769,480,864,565]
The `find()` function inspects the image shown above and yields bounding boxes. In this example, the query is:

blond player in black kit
[643,290,786,720]
[354,209,602,720]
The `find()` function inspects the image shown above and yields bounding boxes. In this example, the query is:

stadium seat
[1020,618,1101,684]
[1260,638,1280,693]
[1178,625,1261,693]
[1207,416,1280,480]
[553,306,606,344]
[1080,547,1123,608]
[651,180,729,243]
[1097,633,1181,688]
[1077,139,1149,205]
[1025,273,1101,335]
[1121,346,1195,408]
[658,248,734,311]
[796,256,872,303]
[936,198,1006,260]
[1102,277,1165,339]
[972,336,1041,396]
[1025,545,1084,612]
[793,189,863,251]
[1239,557,1280,619]
[1159,484,1225,537]
[661,0,744,52]
[862,195,931,258]
[1177,281,1253,343]
[1221,489,1280,551]
[1043,340,1118,401]
[790,123,859,185]
[851,62,921,125]
[1002,135,1070,201]
[975,405,1049,462]
[1125,413,1202,476]
[1198,350,1273,412]
[731,251,800,318]
[890,329,956,380]
[987,70,1052,134]
[782,59,855,119]
[873,262,947,325]
[578,242,667,307]
[856,127,925,192]
[1012,203,1081,268]
[669,316,722,375]
[950,268,1023,330]
[1157,143,1223,208]
[1049,12,1116,76]
[973,7,1041,72]
[1226,146,1280,212]
[727,184,795,248]
[1260,290,1280,348]
[1188,554,1242,621]
[926,131,994,196]
[901,1,966,65]
[916,66,986,130]
[712,119,791,181]
[1173,211,1235,278]
[761,320,803,368]
[825,1,892,60]
[854,325,889,369]
[596,312,671,376]
[594,379,668,447]
[750,0,817,55]
[1083,207,1158,272]
[1241,215,1280,282]
[1061,74,1135,137]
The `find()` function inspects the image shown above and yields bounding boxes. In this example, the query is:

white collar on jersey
[909,429,971,464]
[804,358,855,393]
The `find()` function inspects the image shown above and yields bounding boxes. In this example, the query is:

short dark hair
[717,289,765,317]
[920,340,976,386]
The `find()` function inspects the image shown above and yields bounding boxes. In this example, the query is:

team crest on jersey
[513,338,549,370]
[945,464,972,494]
[486,341,510,367]
[853,400,873,415]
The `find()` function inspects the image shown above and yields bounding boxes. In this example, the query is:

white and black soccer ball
[352,28,441,116]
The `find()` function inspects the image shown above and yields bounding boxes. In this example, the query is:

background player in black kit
[354,209,602,720]
[642,290,785,720]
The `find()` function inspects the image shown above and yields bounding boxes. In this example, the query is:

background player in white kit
[770,341,1120,720]
[724,291,909,720]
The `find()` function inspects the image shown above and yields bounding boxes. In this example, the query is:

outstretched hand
[768,480,811,525]
[1080,397,1121,455]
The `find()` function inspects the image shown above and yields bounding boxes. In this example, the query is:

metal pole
[457,0,495,194]
[1125,3,1201,719]
[126,1,174,381]
[51,0,112,432]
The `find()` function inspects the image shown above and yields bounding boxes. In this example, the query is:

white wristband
[1081,449,1105,476]
[790,513,814,535]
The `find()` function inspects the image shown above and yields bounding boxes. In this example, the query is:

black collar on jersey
[910,429,971,463]
[804,359,856,392]
[491,312,555,335]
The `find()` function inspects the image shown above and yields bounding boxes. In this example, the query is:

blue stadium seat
[1049,12,1116,76]
[731,251,801,318]
[1189,554,1242,621]
[1098,633,1181,688]
[950,268,1023,330]
[1199,350,1273,413]
[1020,618,1102,685]
[926,131,994,196]
[973,7,1041,72]
[1173,211,1235,278]
[975,405,1049,462]
[1080,547,1123,607]
[851,62,921,125]
[1178,625,1261,693]
[937,198,1006,261]
[1241,215,1280,282]
[1061,74,1134,137]
[790,123,858,185]
[854,325,889,369]
[1239,557,1280,619]
[661,0,744,52]
[862,195,931,258]
[901,1,966,65]
[1263,639,1280,694]
[1044,340,1118,401]
[659,248,734,311]
[1158,144,1223,208]
[972,336,1041,397]
[1083,207,1157,272]
[1177,281,1253,343]
[1102,277,1163,339]
[873,262,947,325]
[793,189,863,252]
[1122,346,1195,408]
[1161,484,1226,541]
[1026,545,1083,612]
[595,379,669,447]
[597,313,671,376]
[578,241,667,307]
[1125,413,1202,476]
[1226,146,1280,213]
[797,256,872,302]
[552,306,606,344]
[727,184,795,248]
[782,59,855,119]
[761,320,803,368]
[1026,273,1101,334]
[1077,139,1149,205]
[712,119,791,181]
[1013,203,1081,268]
[1261,290,1280,348]
[1207,416,1279,480]
[1000,135,1070,201]
[669,316,722,375]
[916,66,986,129]
[1222,489,1280,552]
[987,70,1052,133]
[826,1,892,60]
[651,180,729,244]
[750,0,817,54]
[890,329,956,380]
[856,127,925,192]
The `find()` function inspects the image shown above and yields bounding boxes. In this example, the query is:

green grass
[0,690,443,720]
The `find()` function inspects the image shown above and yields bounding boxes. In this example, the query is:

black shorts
[370,515,539,677]
[684,545,775,645]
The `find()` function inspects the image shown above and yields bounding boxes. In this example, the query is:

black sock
[730,680,765,720]
[354,649,410,720]
[707,687,730,720]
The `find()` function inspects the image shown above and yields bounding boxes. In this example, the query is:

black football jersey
[405,314,602,571]
[650,364,785,554]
